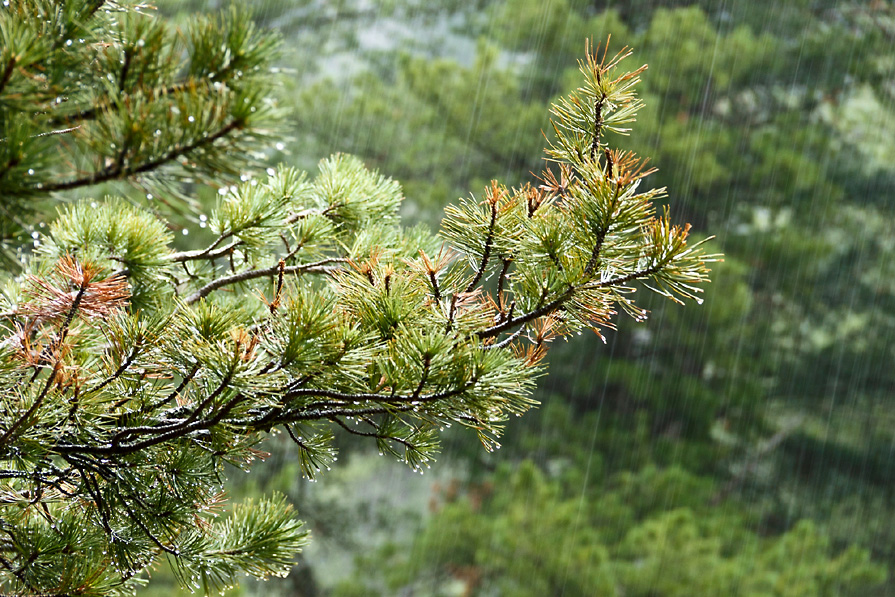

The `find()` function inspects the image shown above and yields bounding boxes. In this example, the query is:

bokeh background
[143,1,895,595]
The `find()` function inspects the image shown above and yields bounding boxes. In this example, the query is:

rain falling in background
[148,1,895,595]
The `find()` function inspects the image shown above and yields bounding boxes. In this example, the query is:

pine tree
[0,3,715,595]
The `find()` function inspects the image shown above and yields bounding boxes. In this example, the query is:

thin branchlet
[168,239,243,263]
[464,183,502,293]
[496,257,512,303]
[0,58,16,97]
[590,90,605,162]
[477,261,670,340]
[144,362,201,413]
[183,257,345,305]
[99,344,143,400]
[38,119,244,193]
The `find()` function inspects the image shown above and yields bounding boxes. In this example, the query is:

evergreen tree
[0,4,714,595]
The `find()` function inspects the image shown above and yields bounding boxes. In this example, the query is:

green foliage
[337,462,885,597]
[0,5,715,592]
[0,0,281,264]
[9,0,893,594]
[174,496,310,594]
[41,200,173,308]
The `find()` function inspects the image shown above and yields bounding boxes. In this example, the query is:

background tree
[0,3,715,595]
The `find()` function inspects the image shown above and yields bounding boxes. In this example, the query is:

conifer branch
[37,119,244,193]
[0,361,61,448]
[590,91,605,162]
[183,258,345,305]
[48,61,258,127]
[116,490,179,556]
[0,58,15,97]
[168,240,243,263]
[477,287,575,340]
[57,382,475,459]
[62,390,253,457]
[0,554,29,588]
[412,356,431,400]
[95,345,142,398]
[111,371,234,447]
[83,0,110,23]
[118,48,134,94]
[428,270,442,303]
[7,554,38,591]
[329,415,419,451]
[0,31,716,592]
[283,384,468,405]
[583,184,620,275]
[478,260,672,340]
[483,326,525,351]
[496,257,512,302]
[145,363,201,413]
[283,422,310,451]
[464,190,500,293]
[286,404,416,422]
[68,460,113,535]
[446,293,459,332]
[585,263,665,290]
[31,125,82,139]
[51,82,186,126]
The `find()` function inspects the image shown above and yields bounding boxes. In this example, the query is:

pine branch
[95,344,143,398]
[144,362,201,413]
[67,460,113,535]
[590,91,605,162]
[0,57,17,97]
[0,360,61,448]
[52,383,471,459]
[476,286,574,340]
[284,384,469,406]
[31,125,82,139]
[285,404,417,422]
[583,189,616,275]
[464,195,499,293]
[37,119,244,193]
[114,486,179,556]
[168,240,244,264]
[49,81,194,126]
[585,263,666,290]
[182,258,346,305]
[411,356,430,400]
[0,553,31,588]
[496,257,512,302]
[0,33,717,593]
[483,326,524,351]
[82,0,110,24]
[61,389,253,457]
[328,415,418,452]
[428,269,441,303]
[478,261,670,340]
[111,371,234,447]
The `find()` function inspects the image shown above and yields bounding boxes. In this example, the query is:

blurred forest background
[137,0,895,595]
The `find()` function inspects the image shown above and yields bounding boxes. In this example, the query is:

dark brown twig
[182,257,345,305]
